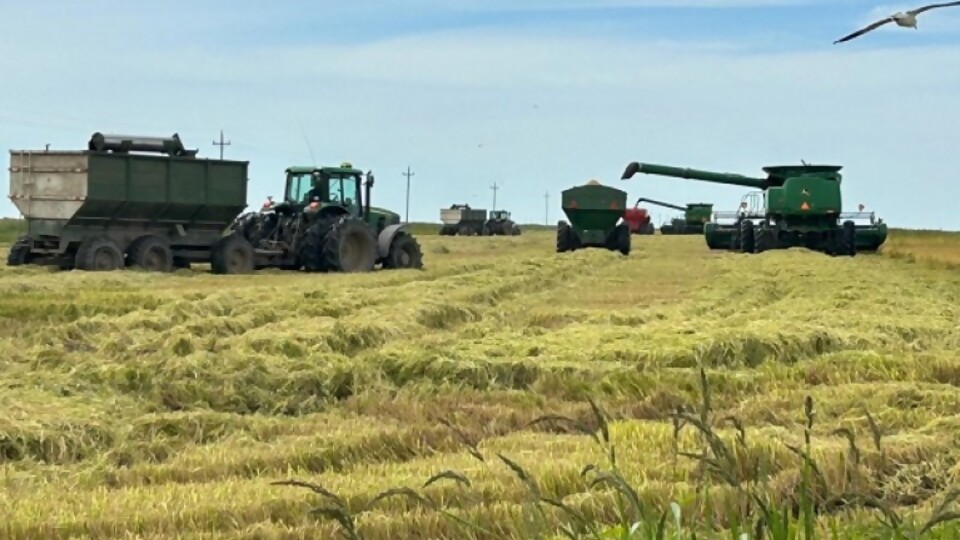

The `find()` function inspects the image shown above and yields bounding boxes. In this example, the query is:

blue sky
[2,1,959,228]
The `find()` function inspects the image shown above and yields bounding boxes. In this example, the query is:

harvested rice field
[2,229,960,539]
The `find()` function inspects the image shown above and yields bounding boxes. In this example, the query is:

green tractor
[231,162,423,272]
[485,210,521,236]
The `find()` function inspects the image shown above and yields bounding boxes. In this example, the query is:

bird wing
[908,1,960,15]
[833,16,896,44]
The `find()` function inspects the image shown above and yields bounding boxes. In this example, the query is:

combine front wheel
[840,220,856,257]
[739,221,755,254]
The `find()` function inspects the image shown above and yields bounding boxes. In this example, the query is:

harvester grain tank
[485,210,521,236]
[623,199,655,235]
[620,161,887,256]
[635,198,713,235]
[438,204,488,235]
[557,180,630,255]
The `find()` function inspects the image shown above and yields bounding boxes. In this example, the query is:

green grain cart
[439,204,488,236]
[636,198,713,235]
[7,133,251,272]
[621,161,887,256]
[557,180,630,255]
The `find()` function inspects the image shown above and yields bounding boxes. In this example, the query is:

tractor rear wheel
[739,220,755,254]
[127,235,173,272]
[323,216,378,273]
[211,234,255,274]
[6,236,32,266]
[75,236,124,271]
[383,231,424,270]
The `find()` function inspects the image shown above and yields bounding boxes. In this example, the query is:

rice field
[2,227,960,539]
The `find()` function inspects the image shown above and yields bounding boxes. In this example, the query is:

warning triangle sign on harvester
[800,202,810,211]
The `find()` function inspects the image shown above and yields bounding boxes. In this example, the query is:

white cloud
[0,12,958,229]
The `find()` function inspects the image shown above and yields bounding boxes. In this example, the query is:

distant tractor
[635,198,713,235]
[557,180,631,255]
[623,199,655,235]
[621,160,888,256]
[438,204,488,236]
[485,210,521,236]
[231,163,423,272]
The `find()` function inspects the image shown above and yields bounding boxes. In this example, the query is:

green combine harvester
[7,132,423,273]
[621,161,887,256]
[636,198,713,235]
[557,180,630,255]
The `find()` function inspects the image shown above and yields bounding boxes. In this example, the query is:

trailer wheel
[75,236,124,271]
[614,223,631,256]
[383,231,424,270]
[6,237,32,266]
[128,235,173,272]
[211,234,255,274]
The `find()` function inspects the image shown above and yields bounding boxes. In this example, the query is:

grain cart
[6,133,254,273]
[229,162,423,272]
[621,161,887,256]
[623,199,655,235]
[636,198,713,235]
[557,180,630,255]
[485,210,521,236]
[438,204,488,235]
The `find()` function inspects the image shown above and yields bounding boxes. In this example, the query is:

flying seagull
[834,2,960,44]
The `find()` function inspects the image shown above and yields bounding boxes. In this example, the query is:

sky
[1,1,958,229]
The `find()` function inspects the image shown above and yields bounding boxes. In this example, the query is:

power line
[212,129,231,160]
[402,166,414,223]
[490,182,499,211]
[544,191,549,225]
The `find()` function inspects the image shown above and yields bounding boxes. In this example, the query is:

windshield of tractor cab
[287,173,319,203]
[327,173,360,208]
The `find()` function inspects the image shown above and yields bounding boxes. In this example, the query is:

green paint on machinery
[621,161,887,256]
[7,133,250,272]
[6,132,424,274]
[230,162,424,273]
[556,180,630,255]
[636,198,713,235]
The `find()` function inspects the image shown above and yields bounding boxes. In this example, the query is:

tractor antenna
[801,159,809,166]
[297,120,317,166]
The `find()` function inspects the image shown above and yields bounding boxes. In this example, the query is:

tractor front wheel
[211,234,255,274]
[383,232,424,270]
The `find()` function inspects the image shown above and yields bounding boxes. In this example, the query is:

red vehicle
[623,198,655,235]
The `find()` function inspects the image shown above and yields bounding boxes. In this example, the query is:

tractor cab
[489,210,511,221]
[283,163,372,218]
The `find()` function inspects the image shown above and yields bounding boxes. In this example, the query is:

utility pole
[402,166,414,223]
[544,191,549,225]
[212,129,231,160]
[490,182,499,211]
